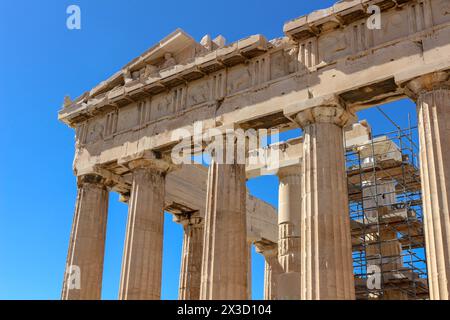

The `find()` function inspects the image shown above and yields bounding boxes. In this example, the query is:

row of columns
[62,150,249,300]
[62,72,450,300]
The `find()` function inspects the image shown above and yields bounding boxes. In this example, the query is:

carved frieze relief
[152,93,173,121]
[86,121,104,144]
[188,79,210,107]
[116,103,139,133]
[227,65,252,95]
[442,0,450,15]
[432,0,450,25]
[319,31,349,64]
[270,50,287,79]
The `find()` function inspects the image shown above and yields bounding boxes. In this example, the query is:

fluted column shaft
[255,242,282,300]
[405,72,450,300]
[62,174,109,300]
[200,156,248,299]
[277,166,302,299]
[177,215,204,300]
[264,262,273,300]
[296,105,355,300]
[119,166,166,300]
[408,74,450,300]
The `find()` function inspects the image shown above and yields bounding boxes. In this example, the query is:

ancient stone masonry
[59,0,450,300]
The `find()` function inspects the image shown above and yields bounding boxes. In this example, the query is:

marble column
[176,213,204,300]
[255,241,282,300]
[277,165,302,299]
[406,72,450,300]
[295,105,355,300]
[118,163,166,300]
[61,174,109,300]
[200,151,248,300]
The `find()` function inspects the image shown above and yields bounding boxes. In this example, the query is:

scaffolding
[345,112,429,300]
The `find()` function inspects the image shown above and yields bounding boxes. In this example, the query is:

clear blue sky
[0,0,418,300]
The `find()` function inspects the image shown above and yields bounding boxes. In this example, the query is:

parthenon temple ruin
[59,0,450,300]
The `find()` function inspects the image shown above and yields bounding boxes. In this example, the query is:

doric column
[175,213,204,300]
[61,174,109,300]
[255,241,282,300]
[200,147,248,300]
[277,165,302,299]
[295,104,355,300]
[118,160,168,300]
[406,72,450,300]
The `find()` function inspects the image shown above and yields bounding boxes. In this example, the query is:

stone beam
[247,120,371,178]
[165,164,278,244]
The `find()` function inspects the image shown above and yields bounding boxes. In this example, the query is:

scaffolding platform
[346,119,428,300]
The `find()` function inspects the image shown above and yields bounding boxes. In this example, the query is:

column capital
[295,104,356,128]
[173,212,203,227]
[76,174,107,188]
[404,71,450,100]
[277,164,301,179]
[119,150,175,174]
[284,94,356,129]
[254,240,277,259]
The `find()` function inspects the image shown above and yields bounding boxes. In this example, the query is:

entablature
[60,0,450,177]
